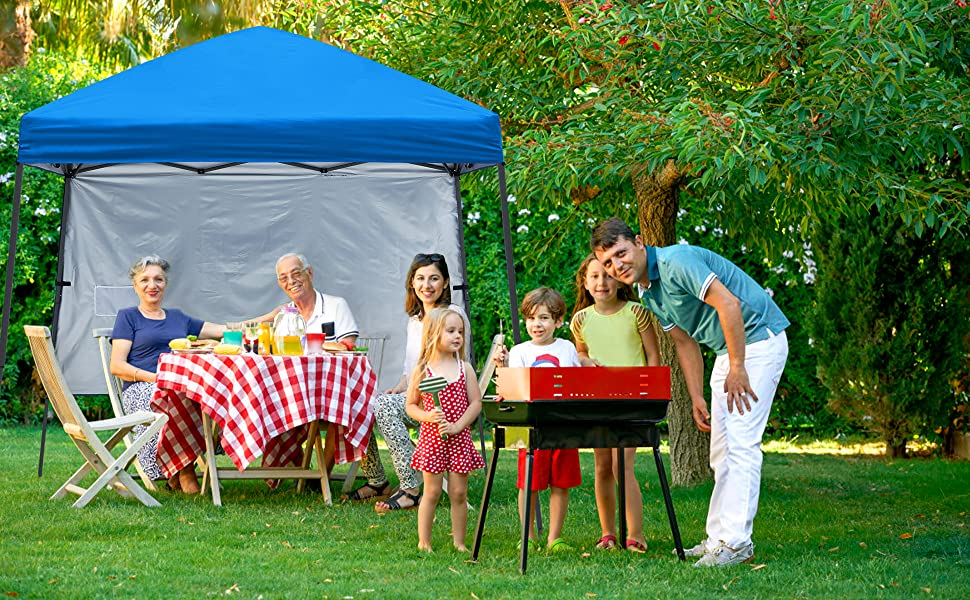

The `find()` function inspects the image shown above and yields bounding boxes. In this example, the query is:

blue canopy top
[18,27,503,166]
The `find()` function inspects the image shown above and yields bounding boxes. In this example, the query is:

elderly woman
[345,253,470,512]
[109,255,224,494]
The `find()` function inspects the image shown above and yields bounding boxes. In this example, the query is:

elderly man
[591,217,789,568]
[260,253,358,348]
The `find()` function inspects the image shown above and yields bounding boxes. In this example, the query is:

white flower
[517,208,531,216]
[677,208,687,218]
[0,172,12,184]
[782,250,794,258]
[507,194,517,203]
[517,225,529,234]
[34,206,48,216]
[547,213,560,222]
[808,338,814,346]
[466,211,481,225]
[765,288,774,297]
[712,227,724,237]
[622,203,631,210]
[677,238,689,245]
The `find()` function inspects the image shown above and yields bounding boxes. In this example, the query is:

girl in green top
[570,254,661,553]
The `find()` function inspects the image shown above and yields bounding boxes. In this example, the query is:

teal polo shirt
[636,245,790,355]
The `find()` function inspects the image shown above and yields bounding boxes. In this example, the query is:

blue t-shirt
[637,244,790,355]
[111,307,204,387]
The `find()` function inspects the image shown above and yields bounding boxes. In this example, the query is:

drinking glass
[243,321,260,353]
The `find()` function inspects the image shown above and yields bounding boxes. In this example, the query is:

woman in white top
[345,253,469,512]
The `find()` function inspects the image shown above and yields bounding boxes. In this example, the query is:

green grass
[1,427,967,599]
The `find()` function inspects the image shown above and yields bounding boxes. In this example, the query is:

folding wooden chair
[25,325,167,508]
[305,335,387,495]
[92,327,158,492]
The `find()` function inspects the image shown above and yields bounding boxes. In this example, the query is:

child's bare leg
[418,472,443,552]
[447,473,470,551]
[547,486,569,545]
[615,448,646,546]
[517,488,539,539]
[593,448,617,539]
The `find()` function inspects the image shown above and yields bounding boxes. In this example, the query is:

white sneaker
[692,541,754,567]
[673,541,709,557]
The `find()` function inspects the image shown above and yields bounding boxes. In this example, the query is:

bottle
[273,306,307,356]
[257,323,272,355]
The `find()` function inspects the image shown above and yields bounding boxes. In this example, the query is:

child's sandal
[595,534,618,550]
[625,539,648,554]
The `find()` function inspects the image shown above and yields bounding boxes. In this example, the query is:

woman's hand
[385,374,408,395]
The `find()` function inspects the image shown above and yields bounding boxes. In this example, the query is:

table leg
[617,447,627,546]
[316,425,332,506]
[202,413,222,507]
[653,447,685,560]
[471,427,504,561]
[297,421,320,494]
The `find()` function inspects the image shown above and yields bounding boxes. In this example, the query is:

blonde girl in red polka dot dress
[406,307,485,552]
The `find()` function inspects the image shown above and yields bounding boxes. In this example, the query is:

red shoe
[626,539,648,553]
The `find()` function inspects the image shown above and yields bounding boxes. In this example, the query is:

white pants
[704,330,788,549]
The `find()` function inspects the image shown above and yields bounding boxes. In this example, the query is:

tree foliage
[809,209,970,457]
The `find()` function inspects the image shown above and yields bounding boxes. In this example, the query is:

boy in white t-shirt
[494,287,582,553]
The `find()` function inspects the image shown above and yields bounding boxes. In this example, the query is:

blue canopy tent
[3,27,523,474]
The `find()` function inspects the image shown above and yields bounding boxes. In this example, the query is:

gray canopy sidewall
[51,162,480,394]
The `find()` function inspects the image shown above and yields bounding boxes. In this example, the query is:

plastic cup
[306,333,325,355]
[222,330,243,346]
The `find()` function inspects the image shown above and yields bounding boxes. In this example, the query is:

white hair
[128,255,170,281]
[275,253,310,271]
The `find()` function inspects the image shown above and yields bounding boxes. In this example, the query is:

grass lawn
[0,426,967,599]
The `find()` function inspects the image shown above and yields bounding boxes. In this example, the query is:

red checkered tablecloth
[151,352,376,479]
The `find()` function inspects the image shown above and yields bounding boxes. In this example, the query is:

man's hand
[724,364,758,415]
[692,396,711,432]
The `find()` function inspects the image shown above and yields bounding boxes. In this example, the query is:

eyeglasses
[277,269,307,284]
[415,253,445,263]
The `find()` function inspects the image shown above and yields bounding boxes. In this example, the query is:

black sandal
[343,481,392,502]
[375,489,421,513]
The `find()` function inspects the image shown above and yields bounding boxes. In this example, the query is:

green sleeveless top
[570,302,653,367]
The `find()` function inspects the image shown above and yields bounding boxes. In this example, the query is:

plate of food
[169,337,218,354]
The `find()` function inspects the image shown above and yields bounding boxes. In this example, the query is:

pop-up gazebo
[2,27,523,470]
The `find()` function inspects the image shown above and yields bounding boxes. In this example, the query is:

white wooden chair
[334,335,386,492]
[25,325,167,508]
[92,327,158,491]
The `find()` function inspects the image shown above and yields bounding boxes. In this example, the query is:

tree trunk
[0,2,33,71]
[634,161,713,486]
[886,441,907,459]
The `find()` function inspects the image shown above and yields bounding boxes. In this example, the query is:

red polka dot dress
[410,359,485,474]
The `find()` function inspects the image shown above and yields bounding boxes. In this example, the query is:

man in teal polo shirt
[591,217,789,567]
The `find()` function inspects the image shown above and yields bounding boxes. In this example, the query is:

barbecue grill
[471,366,686,573]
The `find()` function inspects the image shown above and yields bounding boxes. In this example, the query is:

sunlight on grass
[764,437,941,457]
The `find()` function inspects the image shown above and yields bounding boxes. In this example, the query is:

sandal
[375,489,421,513]
[548,538,574,553]
[595,534,618,550]
[626,539,648,554]
[343,481,392,502]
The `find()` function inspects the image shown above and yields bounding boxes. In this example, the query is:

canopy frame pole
[0,163,24,389]
[497,164,520,343]
[37,165,76,477]
[451,167,488,457]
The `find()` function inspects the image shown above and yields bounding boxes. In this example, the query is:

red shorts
[516,448,582,491]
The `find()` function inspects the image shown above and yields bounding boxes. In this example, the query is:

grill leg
[617,447,628,545]
[471,428,504,560]
[653,447,685,560]
[520,447,536,574]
